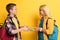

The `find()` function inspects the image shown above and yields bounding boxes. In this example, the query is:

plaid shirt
[3,14,21,39]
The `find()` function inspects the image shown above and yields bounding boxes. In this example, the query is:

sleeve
[5,19,16,36]
[46,19,54,34]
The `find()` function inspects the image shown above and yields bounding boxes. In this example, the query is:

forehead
[13,6,16,8]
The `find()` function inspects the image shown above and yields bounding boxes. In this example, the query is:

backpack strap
[54,20,56,25]
[46,18,52,38]
[0,23,3,28]
[46,18,52,29]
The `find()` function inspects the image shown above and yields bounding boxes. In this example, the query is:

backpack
[0,26,13,40]
[46,18,58,40]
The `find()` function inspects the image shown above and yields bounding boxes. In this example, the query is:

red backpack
[0,26,13,40]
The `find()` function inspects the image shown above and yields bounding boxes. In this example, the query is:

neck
[10,13,14,17]
[41,16,44,18]
[41,15,47,19]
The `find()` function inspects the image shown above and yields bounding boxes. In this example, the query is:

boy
[4,3,28,40]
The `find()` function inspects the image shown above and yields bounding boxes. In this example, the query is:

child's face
[10,6,17,15]
[39,8,45,17]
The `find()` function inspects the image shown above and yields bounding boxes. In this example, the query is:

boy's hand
[21,26,29,31]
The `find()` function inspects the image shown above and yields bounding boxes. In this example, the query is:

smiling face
[39,5,46,17]
[39,7,46,17]
[39,5,50,18]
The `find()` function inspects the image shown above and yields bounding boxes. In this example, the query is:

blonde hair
[39,4,51,18]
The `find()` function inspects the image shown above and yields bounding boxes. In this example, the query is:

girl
[35,5,54,40]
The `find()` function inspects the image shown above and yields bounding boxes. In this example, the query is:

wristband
[40,28,42,31]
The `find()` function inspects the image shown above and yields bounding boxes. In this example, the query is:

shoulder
[48,18,54,22]
[5,16,12,23]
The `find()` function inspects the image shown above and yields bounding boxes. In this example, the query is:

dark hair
[6,3,16,13]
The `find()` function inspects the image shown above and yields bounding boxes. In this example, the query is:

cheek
[15,9,17,12]
[13,9,17,13]
[40,11,45,16]
[40,11,44,14]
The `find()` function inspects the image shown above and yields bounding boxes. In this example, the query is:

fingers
[21,26,29,31]
[20,26,41,32]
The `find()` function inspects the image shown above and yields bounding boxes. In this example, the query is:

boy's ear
[10,9,12,13]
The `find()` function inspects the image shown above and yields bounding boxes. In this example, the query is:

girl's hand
[42,28,47,34]
[34,27,40,31]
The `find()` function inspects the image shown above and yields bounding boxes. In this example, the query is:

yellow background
[0,0,60,40]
